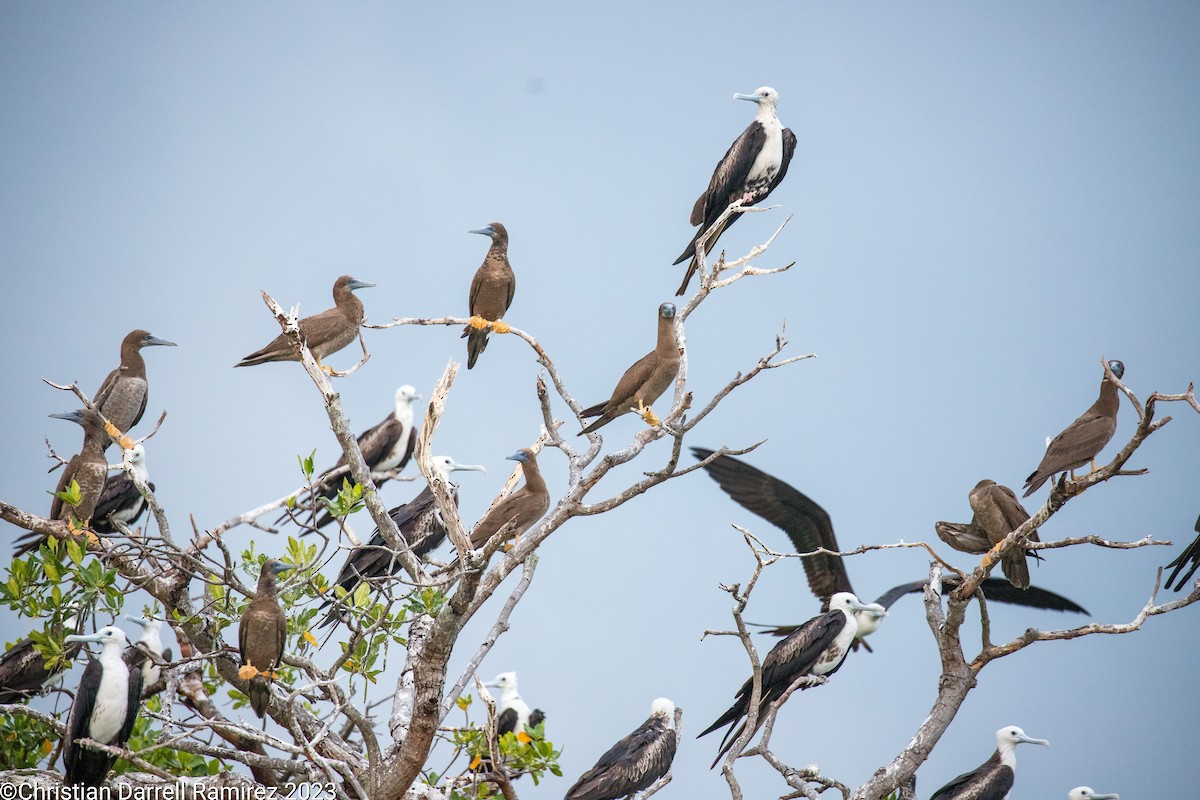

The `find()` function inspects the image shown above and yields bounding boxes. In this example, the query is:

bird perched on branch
[91,444,153,534]
[674,86,796,295]
[307,385,421,529]
[92,329,176,450]
[579,303,679,435]
[235,275,374,372]
[48,409,108,525]
[967,479,1040,589]
[1022,360,1124,497]
[239,559,294,718]
[699,591,871,767]
[125,615,171,692]
[565,698,677,800]
[462,223,516,369]
[927,725,1048,800]
[319,455,485,627]
[62,626,142,788]
[470,449,549,550]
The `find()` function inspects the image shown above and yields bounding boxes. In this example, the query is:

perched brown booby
[564,698,677,800]
[674,87,797,295]
[461,223,516,369]
[319,455,485,627]
[235,275,374,371]
[92,329,176,450]
[967,479,1040,589]
[927,725,1048,800]
[308,385,421,529]
[49,409,108,524]
[1163,512,1200,592]
[1022,360,1124,497]
[238,559,294,718]
[62,626,142,788]
[469,449,550,550]
[0,613,82,704]
[579,303,679,435]
[699,592,871,768]
[91,444,153,534]
[691,448,1085,643]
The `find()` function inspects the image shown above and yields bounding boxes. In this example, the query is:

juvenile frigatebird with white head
[308,384,422,529]
[484,671,545,739]
[674,87,796,295]
[564,697,678,800]
[691,448,1086,645]
[93,443,153,534]
[125,615,170,691]
[698,591,873,768]
[1067,788,1119,800]
[62,626,143,787]
[319,455,485,627]
[927,725,1048,800]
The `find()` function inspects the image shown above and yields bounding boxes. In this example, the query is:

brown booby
[674,87,797,295]
[1163,512,1200,592]
[927,725,1048,800]
[91,444,153,534]
[699,592,871,768]
[62,626,143,788]
[0,614,82,704]
[1022,360,1124,497]
[319,456,485,627]
[235,275,374,372]
[11,410,109,557]
[461,223,516,369]
[691,448,1086,643]
[579,303,679,435]
[238,559,294,718]
[308,385,421,529]
[564,698,677,800]
[49,409,108,524]
[469,449,550,550]
[967,479,1040,589]
[92,329,176,450]
[1068,788,1119,800]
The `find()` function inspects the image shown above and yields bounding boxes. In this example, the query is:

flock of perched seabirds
[5,84,1187,799]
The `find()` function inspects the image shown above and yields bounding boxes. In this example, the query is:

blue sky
[2,3,1198,797]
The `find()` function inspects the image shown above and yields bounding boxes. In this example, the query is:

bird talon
[640,406,661,427]
[238,665,259,681]
[468,315,490,331]
[491,320,511,334]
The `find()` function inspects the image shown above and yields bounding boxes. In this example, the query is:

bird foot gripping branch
[467,315,490,331]
[490,320,511,334]
[103,421,136,451]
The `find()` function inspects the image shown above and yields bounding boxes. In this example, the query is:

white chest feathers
[89,657,131,744]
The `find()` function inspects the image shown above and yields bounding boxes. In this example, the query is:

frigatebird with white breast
[926,725,1048,800]
[674,87,796,295]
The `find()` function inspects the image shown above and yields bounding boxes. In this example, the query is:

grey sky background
[2,2,1198,797]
